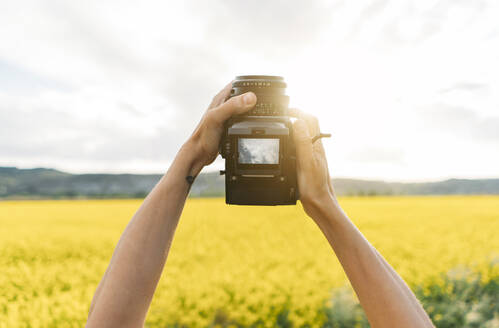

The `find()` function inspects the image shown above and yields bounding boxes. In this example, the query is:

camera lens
[230,75,289,116]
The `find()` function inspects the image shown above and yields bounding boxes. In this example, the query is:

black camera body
[220,76,298,205]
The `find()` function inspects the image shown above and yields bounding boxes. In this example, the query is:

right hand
[290,109,336,218]
[185,83,257,175]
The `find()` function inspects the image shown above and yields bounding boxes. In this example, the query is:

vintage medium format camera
[220,75,298,205]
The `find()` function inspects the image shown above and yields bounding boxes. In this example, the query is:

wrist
[177,139,206,177]
[181,138,212,177]
[303,193,343,225]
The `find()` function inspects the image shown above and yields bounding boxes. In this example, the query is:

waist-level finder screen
[238,138,279,164]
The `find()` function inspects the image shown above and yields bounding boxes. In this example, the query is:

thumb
[293,119,313,170]
[212,92,256,123]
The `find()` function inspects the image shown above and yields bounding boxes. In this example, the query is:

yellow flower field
[1,196,498,327]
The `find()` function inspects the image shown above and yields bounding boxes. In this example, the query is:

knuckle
[295,135,310,145]
[209,95,221,108]
[293,121,307,134]
[294,128,311,144]
[219,98,233,111]
[230,96,243,108]
[236,94,248,106]
[205,110,215,121]
[205,110,220,125]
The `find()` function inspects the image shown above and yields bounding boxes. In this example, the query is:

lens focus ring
[231,75,289,116]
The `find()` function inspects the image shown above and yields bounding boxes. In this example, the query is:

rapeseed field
[1,196,498,327]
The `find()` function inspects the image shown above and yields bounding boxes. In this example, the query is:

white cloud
[0,0,498,180]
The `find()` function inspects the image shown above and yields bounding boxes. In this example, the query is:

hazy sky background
[1,0,498,181]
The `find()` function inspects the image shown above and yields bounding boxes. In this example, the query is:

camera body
[220,76,298,205]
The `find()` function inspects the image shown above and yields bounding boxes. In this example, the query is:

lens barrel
[230,75,289,116]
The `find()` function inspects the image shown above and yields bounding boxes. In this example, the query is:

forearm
[87,142,200,327]
[311,197,433,328]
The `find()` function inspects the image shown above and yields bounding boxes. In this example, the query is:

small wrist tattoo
[185,175,196,185]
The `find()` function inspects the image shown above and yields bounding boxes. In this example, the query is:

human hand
[185,82,257,175]
[291,109,337,218]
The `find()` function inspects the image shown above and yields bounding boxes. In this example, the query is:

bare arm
[86,84,257,327]
[291,109,434,328]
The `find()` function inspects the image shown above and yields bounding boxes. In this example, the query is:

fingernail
[243,92,256,105]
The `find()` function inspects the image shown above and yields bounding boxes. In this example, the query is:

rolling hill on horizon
[1,166,499,199]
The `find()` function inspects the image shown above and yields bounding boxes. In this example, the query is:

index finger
[288,108,320,137]
[208,81,233,109]
[289,108,327,157]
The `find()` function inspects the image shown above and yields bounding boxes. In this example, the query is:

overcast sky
[1,0,498,181]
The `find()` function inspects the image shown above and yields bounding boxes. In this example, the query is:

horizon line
[2,166,499,184]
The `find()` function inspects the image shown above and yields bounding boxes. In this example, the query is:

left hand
[290,108,336,219]
[186,82,257,174]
